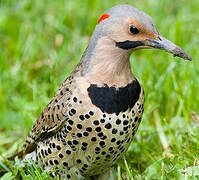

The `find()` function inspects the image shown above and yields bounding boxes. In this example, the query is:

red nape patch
[98,14,110,24]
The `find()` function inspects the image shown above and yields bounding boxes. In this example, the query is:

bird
[9,4,191,180]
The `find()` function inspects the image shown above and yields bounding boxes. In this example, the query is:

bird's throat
[82,37,135,87]
[88,54,133,87]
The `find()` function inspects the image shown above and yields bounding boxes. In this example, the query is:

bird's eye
[129,25,139,35]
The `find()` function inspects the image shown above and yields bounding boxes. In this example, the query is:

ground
[0,0,199,179]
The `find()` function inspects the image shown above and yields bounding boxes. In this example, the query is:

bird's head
[87,5,191,60]
[94,5,191,60]
[82,5,191,84]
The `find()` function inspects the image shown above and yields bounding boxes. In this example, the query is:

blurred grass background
[0,0,199,179]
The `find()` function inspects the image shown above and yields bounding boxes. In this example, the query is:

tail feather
[7,151,24,161]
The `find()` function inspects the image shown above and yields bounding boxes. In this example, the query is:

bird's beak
[144,36,192,61]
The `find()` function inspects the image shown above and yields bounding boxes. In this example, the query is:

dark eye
[129,25,139,34]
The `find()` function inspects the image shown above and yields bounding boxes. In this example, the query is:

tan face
[106,17,191,60]
[107,17,158,43]
[126,18,159,41]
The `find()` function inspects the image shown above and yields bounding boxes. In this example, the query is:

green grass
[0,0,199,179]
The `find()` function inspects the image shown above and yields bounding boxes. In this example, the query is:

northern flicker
[10,4,191,180]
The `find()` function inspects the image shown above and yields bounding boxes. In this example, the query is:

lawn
[0,0,199,179]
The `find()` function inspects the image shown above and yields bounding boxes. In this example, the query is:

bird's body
[28,74,144,178]
[23,62,144,179]
[12,4,191,180]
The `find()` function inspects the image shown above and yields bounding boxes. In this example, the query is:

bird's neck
[80,36,135,87]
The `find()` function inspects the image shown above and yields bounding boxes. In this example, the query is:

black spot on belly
[87,79,141,115]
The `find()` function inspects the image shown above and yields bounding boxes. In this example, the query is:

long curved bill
[145,36,192,61]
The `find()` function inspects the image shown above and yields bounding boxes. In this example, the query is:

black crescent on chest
[87,79,141,115]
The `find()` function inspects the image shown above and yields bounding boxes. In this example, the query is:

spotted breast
[33,77,144,178]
